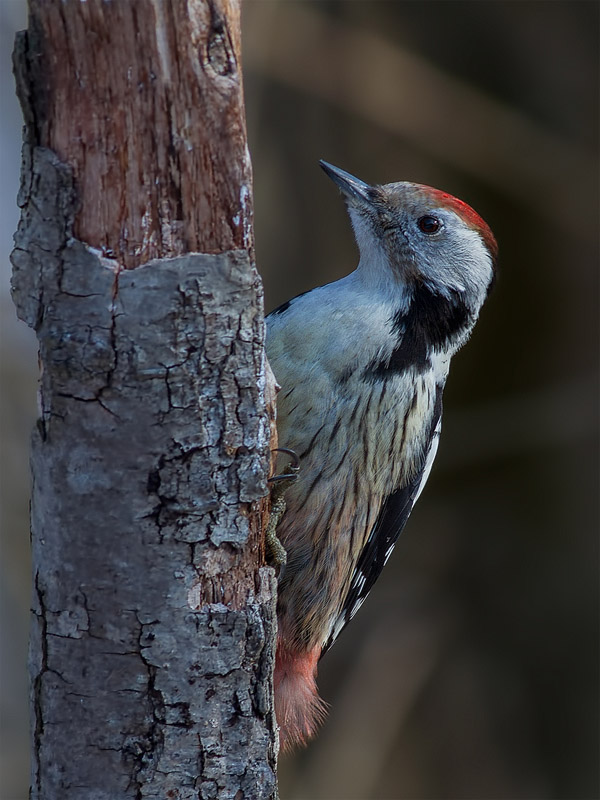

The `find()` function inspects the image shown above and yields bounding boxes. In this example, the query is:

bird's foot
[266,449,299,573]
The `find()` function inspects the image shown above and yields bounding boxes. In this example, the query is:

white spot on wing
[351,571,366,592]
[383,543,396,565]
[330,616,346,644]
[350,596,366,620]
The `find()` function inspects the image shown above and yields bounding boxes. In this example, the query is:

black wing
[322,387,443,653]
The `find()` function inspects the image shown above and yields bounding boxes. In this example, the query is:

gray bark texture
[10,2,279,798]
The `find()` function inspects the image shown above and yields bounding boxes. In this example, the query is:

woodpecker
[266,161,497,752]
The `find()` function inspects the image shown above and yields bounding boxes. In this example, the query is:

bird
[265,161,497,752]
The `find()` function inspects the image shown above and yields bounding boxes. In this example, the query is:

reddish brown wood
[26,0,252,267]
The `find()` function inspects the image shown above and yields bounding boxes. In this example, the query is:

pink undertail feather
[274,642,329,753]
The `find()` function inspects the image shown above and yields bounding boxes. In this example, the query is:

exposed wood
[23,0,253,267]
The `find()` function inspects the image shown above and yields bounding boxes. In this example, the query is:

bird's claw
[265,449,300,574]
[268,447,300,484]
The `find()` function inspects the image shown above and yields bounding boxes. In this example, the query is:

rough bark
[11,2,278,798]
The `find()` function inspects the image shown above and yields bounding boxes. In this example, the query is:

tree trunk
[11,2,278,798]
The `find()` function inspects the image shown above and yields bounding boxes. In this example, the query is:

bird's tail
[274,642,328,753]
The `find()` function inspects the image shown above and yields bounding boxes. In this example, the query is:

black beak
[319,160,373,204]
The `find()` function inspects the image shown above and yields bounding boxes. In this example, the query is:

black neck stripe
[364,284,471,380]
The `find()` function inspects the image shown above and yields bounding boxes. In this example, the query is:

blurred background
[1,1,598,798]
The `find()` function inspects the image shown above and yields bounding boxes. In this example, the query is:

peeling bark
[11,2,278,798]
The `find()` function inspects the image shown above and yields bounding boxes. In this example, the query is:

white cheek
[454,228,494,287]
[419,226,493,297]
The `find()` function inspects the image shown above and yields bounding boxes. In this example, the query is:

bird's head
[320,160,497,313]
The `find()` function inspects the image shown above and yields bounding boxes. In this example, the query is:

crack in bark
[126,617,167,797]
[32,572,46,798]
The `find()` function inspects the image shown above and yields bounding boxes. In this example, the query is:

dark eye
[417,215,442,234]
